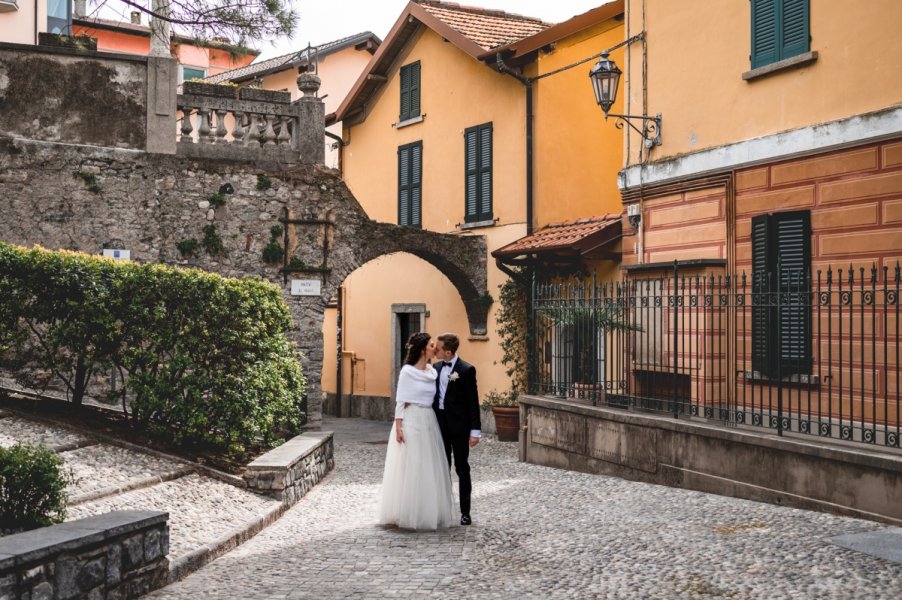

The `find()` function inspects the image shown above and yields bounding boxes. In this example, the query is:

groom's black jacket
[433,358,481,436]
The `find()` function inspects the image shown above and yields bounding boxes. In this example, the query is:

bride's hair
[404,332,431,366]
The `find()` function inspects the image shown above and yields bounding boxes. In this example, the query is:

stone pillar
[146,56,177,154]
[149,0,171,59]
[296,73,325,165]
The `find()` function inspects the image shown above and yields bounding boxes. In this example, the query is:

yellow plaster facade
[0,0,46,45]
[624,0,902,165]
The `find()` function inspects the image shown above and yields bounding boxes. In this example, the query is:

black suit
[433,357,480,516]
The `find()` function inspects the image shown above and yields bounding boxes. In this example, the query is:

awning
[492,214,622,268]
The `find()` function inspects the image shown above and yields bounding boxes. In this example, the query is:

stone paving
[151,418,902,600]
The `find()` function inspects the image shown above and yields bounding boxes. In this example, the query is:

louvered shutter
[400,66,410,121]
[751,0,778,69]
[410,143,422,227]
[774,210,811,376]
[465,127,478,221]
[780,0,810,61]
[399,62,420,121]
[751,214,774,375]
[477,123,493,221]
[398,145,410,225]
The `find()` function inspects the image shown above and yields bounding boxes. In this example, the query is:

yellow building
[206,32,380,169]
[327,0,627,419]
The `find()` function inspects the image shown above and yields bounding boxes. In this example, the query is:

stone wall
[0,136,488,427]
[0,511,169,599]
[0,43,148,150]
[244,432,334,505]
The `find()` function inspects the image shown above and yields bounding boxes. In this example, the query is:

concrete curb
[70,466,195,506]
[167,500,288,583]
[50,438,97,453]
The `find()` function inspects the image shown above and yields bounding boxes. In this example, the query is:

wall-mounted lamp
[589,53,662,148]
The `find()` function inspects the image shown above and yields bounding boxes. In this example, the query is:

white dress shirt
[437,355,481,438]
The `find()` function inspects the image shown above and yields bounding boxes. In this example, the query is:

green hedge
[0,243,306,456]
[0,443,73,532]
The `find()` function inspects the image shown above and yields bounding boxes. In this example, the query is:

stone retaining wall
[244,432,334,505]
[520,396,902,525]
[0,511,169,599]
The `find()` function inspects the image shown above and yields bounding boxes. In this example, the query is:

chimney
[130,11,141,25]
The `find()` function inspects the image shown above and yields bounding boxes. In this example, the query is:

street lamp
[589,52,662,147]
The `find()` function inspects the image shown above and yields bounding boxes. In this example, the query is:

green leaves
[0,443,74,532]
[0,242,305,458]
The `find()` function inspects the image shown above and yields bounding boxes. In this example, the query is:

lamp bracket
[605,112,662,147]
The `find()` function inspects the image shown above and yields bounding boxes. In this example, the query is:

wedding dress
[377,364,455,529]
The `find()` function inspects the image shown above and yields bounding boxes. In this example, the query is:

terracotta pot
[491,406,520,442]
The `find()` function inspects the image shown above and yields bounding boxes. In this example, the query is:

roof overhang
[492,215,623,269]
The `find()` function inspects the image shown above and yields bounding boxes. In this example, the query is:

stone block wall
[244,432,334,505]
[0,511,169,599]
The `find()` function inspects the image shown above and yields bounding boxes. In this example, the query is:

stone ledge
[246,431,333,470]
[244,432,334,503]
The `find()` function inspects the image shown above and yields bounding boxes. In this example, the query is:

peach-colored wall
[532,18,625,227]
[72,26,149,54]
[624,0,902,165]
[343,27,526,230]
[0,0,43,45]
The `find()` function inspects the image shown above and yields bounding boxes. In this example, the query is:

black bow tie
[438,361,449,369]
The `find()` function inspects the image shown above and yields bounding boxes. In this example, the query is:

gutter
[324,129,344,174]
[494,53,533,236]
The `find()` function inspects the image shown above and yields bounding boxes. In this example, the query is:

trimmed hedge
[0,443,73,532]
[0,243,306,456]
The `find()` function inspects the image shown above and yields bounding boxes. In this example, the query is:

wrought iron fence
[531,263,901,448]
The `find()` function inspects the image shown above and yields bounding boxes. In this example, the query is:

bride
[377,332,455,529]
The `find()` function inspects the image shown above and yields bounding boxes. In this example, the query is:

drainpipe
[324,130,343,174]
[335,285,343,418]
[495,54,533,235]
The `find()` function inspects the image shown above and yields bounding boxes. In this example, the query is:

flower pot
[238,87,292,104]
[491,406,520,442]
[182,81,238,99]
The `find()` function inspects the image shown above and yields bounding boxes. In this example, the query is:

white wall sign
[291,279,321,296]
[102,249,130,260]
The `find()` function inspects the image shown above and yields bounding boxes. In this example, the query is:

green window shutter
[751,0,809,68]
[780,0,810,60]
[773,210,811,376]
[398,142,422,228]
[751,213,775,376]
[399,62,421,121]
[464,123,493,223]
[477,123,493,221]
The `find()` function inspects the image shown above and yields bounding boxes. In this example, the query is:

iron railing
[531,263,901,448]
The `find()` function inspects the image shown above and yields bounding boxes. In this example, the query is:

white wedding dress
[377,364,455,529]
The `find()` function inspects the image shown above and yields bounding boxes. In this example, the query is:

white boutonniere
[449,372,460,382]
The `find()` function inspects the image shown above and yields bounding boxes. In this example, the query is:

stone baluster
[232,112,246,145]
[214,110,228,144]
[277,117,292,147]
[246,114,261,147]
[262,114,277,146]
[197,109,212,144]
[179,106,194,143]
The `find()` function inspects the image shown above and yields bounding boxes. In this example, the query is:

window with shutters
[399,62,421,122]
[751,0,810,69]
[398,141,422,228]
[464,123,492,223]
[751,210,812,378]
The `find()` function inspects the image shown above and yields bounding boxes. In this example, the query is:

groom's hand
[469,436,479,448]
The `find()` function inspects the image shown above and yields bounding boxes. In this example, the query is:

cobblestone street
[151,418,902,599]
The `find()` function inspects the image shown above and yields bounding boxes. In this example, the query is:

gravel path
[67,473,280,559]
[150,419,902,599]
[61,443,186,498]
[0,415,89,449]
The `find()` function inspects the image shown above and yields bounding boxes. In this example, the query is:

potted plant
[481,389,519,442]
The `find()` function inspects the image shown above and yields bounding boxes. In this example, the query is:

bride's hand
[395,423,405,444]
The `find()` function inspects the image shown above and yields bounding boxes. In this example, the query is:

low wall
[520,396,902,525]
[0,511,169,599]
[244,432,334,505]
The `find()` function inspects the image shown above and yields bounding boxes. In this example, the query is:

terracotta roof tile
[417,0,551,51]
[493,215,621,257]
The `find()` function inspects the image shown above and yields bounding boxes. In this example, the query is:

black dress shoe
[460,514,471,525]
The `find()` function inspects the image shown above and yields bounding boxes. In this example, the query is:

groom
[433,332,480,526]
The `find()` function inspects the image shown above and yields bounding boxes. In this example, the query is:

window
[182,67,207,83]
[47,0,70,34]
[751,0,810,69]
[751,210,811,378]
[398,141,422,228]
[399,62,421,122]
[464,123,492,223]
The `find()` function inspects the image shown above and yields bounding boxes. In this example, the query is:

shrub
[0,443,74,532]
[201,224,225,255]
[0,242,306,457]
[176,238,200,257]
[207,192,227,208]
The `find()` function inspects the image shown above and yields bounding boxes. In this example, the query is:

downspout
[324,130,343,174]
[495,54,533,235]
[335,285,343,418]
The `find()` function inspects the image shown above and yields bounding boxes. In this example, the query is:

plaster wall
[0,0,43,45]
